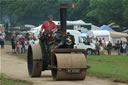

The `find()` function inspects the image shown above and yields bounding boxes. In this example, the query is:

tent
[87,30,128,45]
[110,32,128,38]
[29,25,41,33]
[87,30,112,45]
[67,20,86,25]
[24,24,35,28]
[53,20,88,25]
[91,25,100,30]
[87,30,110,38]
[100,25,115,32]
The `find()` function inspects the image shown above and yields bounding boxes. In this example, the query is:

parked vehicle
[67,30,96,55]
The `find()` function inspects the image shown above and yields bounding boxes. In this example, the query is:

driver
[40,15,57,33]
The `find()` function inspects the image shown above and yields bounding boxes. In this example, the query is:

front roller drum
[52,53,87,80]
[27,44,43,77]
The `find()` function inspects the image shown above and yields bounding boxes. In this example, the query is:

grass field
[87,55,128,83]
[0,74,30,85]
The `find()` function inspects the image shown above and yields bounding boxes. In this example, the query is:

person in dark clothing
[126,40,128,55]
[99,38,102,45]
[20,37,25,53]
[120,40,123,55]
[25,32,29,40]
[107,41,112,55]
[116,40,120,55]
[0,33,4,48]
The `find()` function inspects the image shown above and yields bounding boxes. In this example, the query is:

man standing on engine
[40,15,57,33]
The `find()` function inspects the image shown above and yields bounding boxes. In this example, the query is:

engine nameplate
[66,69,80,73]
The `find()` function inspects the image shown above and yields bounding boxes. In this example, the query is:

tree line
[0,0,128,30]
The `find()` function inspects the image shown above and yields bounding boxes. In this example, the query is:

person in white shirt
[29,37,35,45]
[2,31,6,43]
[122,41,127,56]
[92,38,96,44]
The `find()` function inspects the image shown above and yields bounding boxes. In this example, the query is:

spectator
[2,31,6,47]
[102,38,106,48]
[95,39,100,55]
[99,38,102,45]
[11,33,16,53]
[0,33,4,48]
[116,40,120,55]
[126,40,128,55]
[17,33,23,40]
[87,36,91,43]
[122,41,127,56]
[16,39,20,54]
[99,38,105,55]
[126,40,128,45]
[29,37,35,45]
[120,40,123,55]
[20,36,25,53]
[100,44,105,55]
[92,37,96,44]
[29,32,34,39]
[25,32,29,40]
[107,41,112,55]
[25,39,29,52]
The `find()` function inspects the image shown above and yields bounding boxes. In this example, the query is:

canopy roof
[24,24,35,28]
[87,30,128,38]
[67,20,87,25]
[100,25,115,32]
[53,20,91,25]
[87,30,110,37]
[110,32,128,38]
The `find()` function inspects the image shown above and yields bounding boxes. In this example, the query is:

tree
[87,0,123,26]
[122,0,128,27]
[0,0,128,29]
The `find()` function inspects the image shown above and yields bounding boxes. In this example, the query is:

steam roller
[27,3,90,80]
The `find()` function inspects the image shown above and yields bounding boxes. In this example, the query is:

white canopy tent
[29,20,88,32]
[24,24,35,28]
[87,30,110,38]
[87,30,128,45]
[110,32,128,38]
[88,30,128,38]
[67,20,87,25]
[53,20,87,25]
[29,25,41,33]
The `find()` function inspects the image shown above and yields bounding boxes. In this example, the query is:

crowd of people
[1,30,128,56]
[11,32,37,54]
[1,31,127,56]
[116,40,128,56]
[89,36,128,56]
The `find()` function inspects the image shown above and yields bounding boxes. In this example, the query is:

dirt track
[0,46,127,85]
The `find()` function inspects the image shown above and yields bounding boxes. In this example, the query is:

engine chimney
[60,3,67,34]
